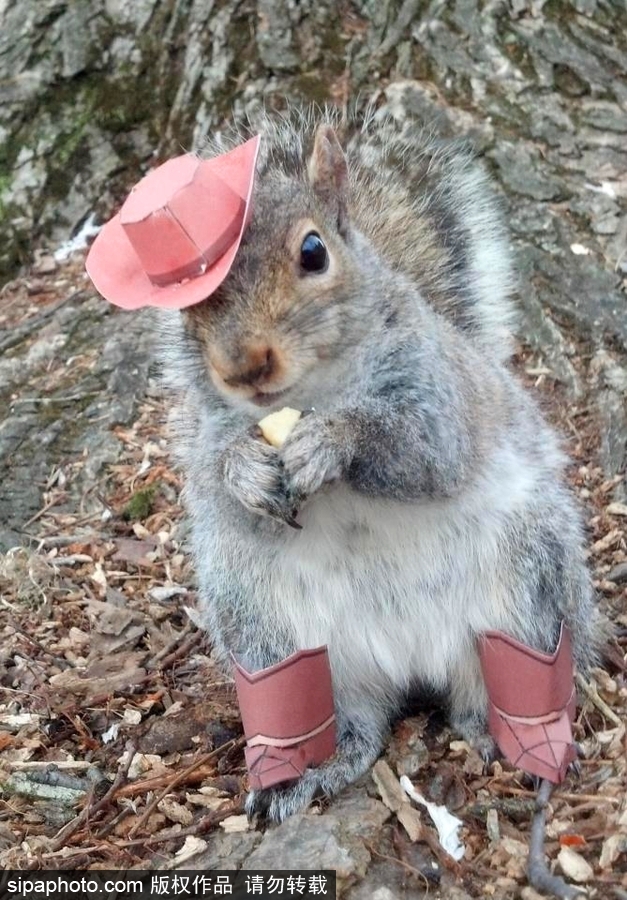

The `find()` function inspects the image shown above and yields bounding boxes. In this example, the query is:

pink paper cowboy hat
[86,135,261,310]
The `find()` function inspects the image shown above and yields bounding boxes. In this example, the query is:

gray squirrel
[159,109,603,822]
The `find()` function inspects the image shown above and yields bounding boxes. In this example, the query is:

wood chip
[599,833,627,870]
[49,652,146,701]
[171,835,207,866]
[588,529,622,556]
[396,805,424,842]
[606,501,627,517]
[486,808,500,843]
[127,753,169,781]
[557,846,594,883]
[112,537,158,565]
[372,759,409,813]
[157,796,194,826]
[185,791,228,811]
[149,585,188,602]
[219,814,249,833]
[0,713,41,730]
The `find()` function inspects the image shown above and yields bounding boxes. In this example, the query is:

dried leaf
[559,834,587,848]
[589,529,621,556]
[599,833,627,870]
[112,537,157,565]
[86,600,136,636]
[158,796,194,826]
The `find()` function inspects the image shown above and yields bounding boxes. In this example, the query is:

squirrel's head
[184,124,374,410]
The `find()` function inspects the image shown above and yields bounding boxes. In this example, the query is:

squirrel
[159,108,603,822]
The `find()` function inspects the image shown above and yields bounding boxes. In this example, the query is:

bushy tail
[347,115,518,361]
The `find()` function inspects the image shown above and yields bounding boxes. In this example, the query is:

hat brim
[85,135,261,311]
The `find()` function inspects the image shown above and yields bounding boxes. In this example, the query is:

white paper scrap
[55,213,101,262]
[101,722,120,744]
[584,181,617,199]
[400,775,465,861]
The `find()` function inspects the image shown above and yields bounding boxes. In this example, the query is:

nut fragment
[257,407,301,448]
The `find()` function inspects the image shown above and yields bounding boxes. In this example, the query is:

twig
[93,806,134,840]
[114,764,220,798]
[14,629,73,669]
[149,623,202,670]
[49,740,138,852]
[10,392,98,406]
[127,737,244,838]
[464,797,536,820]
[419,825,465,875]
[22,496,67,529]
[576,673,623,726]
[4,773,86,805]
[489,783,620,805]
[527,779,588,900]
[365,842,431,889]
[40,845,106,862]
[9,760,95,772]
[35,533,98,547]
[114,801,243,849]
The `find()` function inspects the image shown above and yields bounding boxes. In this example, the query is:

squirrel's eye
[300,232,328,274]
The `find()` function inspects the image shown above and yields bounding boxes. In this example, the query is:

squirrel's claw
[268,507,302,529]
[281,415,346,500]
[221,435,301,526]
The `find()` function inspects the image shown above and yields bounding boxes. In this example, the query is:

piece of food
[257,407,301,447]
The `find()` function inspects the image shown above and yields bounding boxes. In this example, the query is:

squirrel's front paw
[220,436,297,527]
[281,415,349,501]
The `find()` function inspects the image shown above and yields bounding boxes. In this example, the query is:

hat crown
[121,155,199,222]
[119,155,245,288]
[85,134,261,310]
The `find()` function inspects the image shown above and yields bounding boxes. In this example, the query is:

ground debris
[1,1,626,889]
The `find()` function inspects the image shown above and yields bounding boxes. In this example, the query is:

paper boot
[478,623,577,783]
[233,647,336,790]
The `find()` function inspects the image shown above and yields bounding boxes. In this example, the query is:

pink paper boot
[233,647,336,790]
[478,623,577,783]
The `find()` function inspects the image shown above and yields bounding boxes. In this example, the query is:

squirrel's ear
[308,125,349,234]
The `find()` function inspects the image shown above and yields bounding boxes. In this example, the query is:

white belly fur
[267,443,538,700]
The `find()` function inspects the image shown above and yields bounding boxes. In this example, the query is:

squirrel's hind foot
[245,771,325,823]
[449,707,497,769]
[245,724,386,823]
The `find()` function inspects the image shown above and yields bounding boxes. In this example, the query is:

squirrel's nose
[220,346,278,388]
